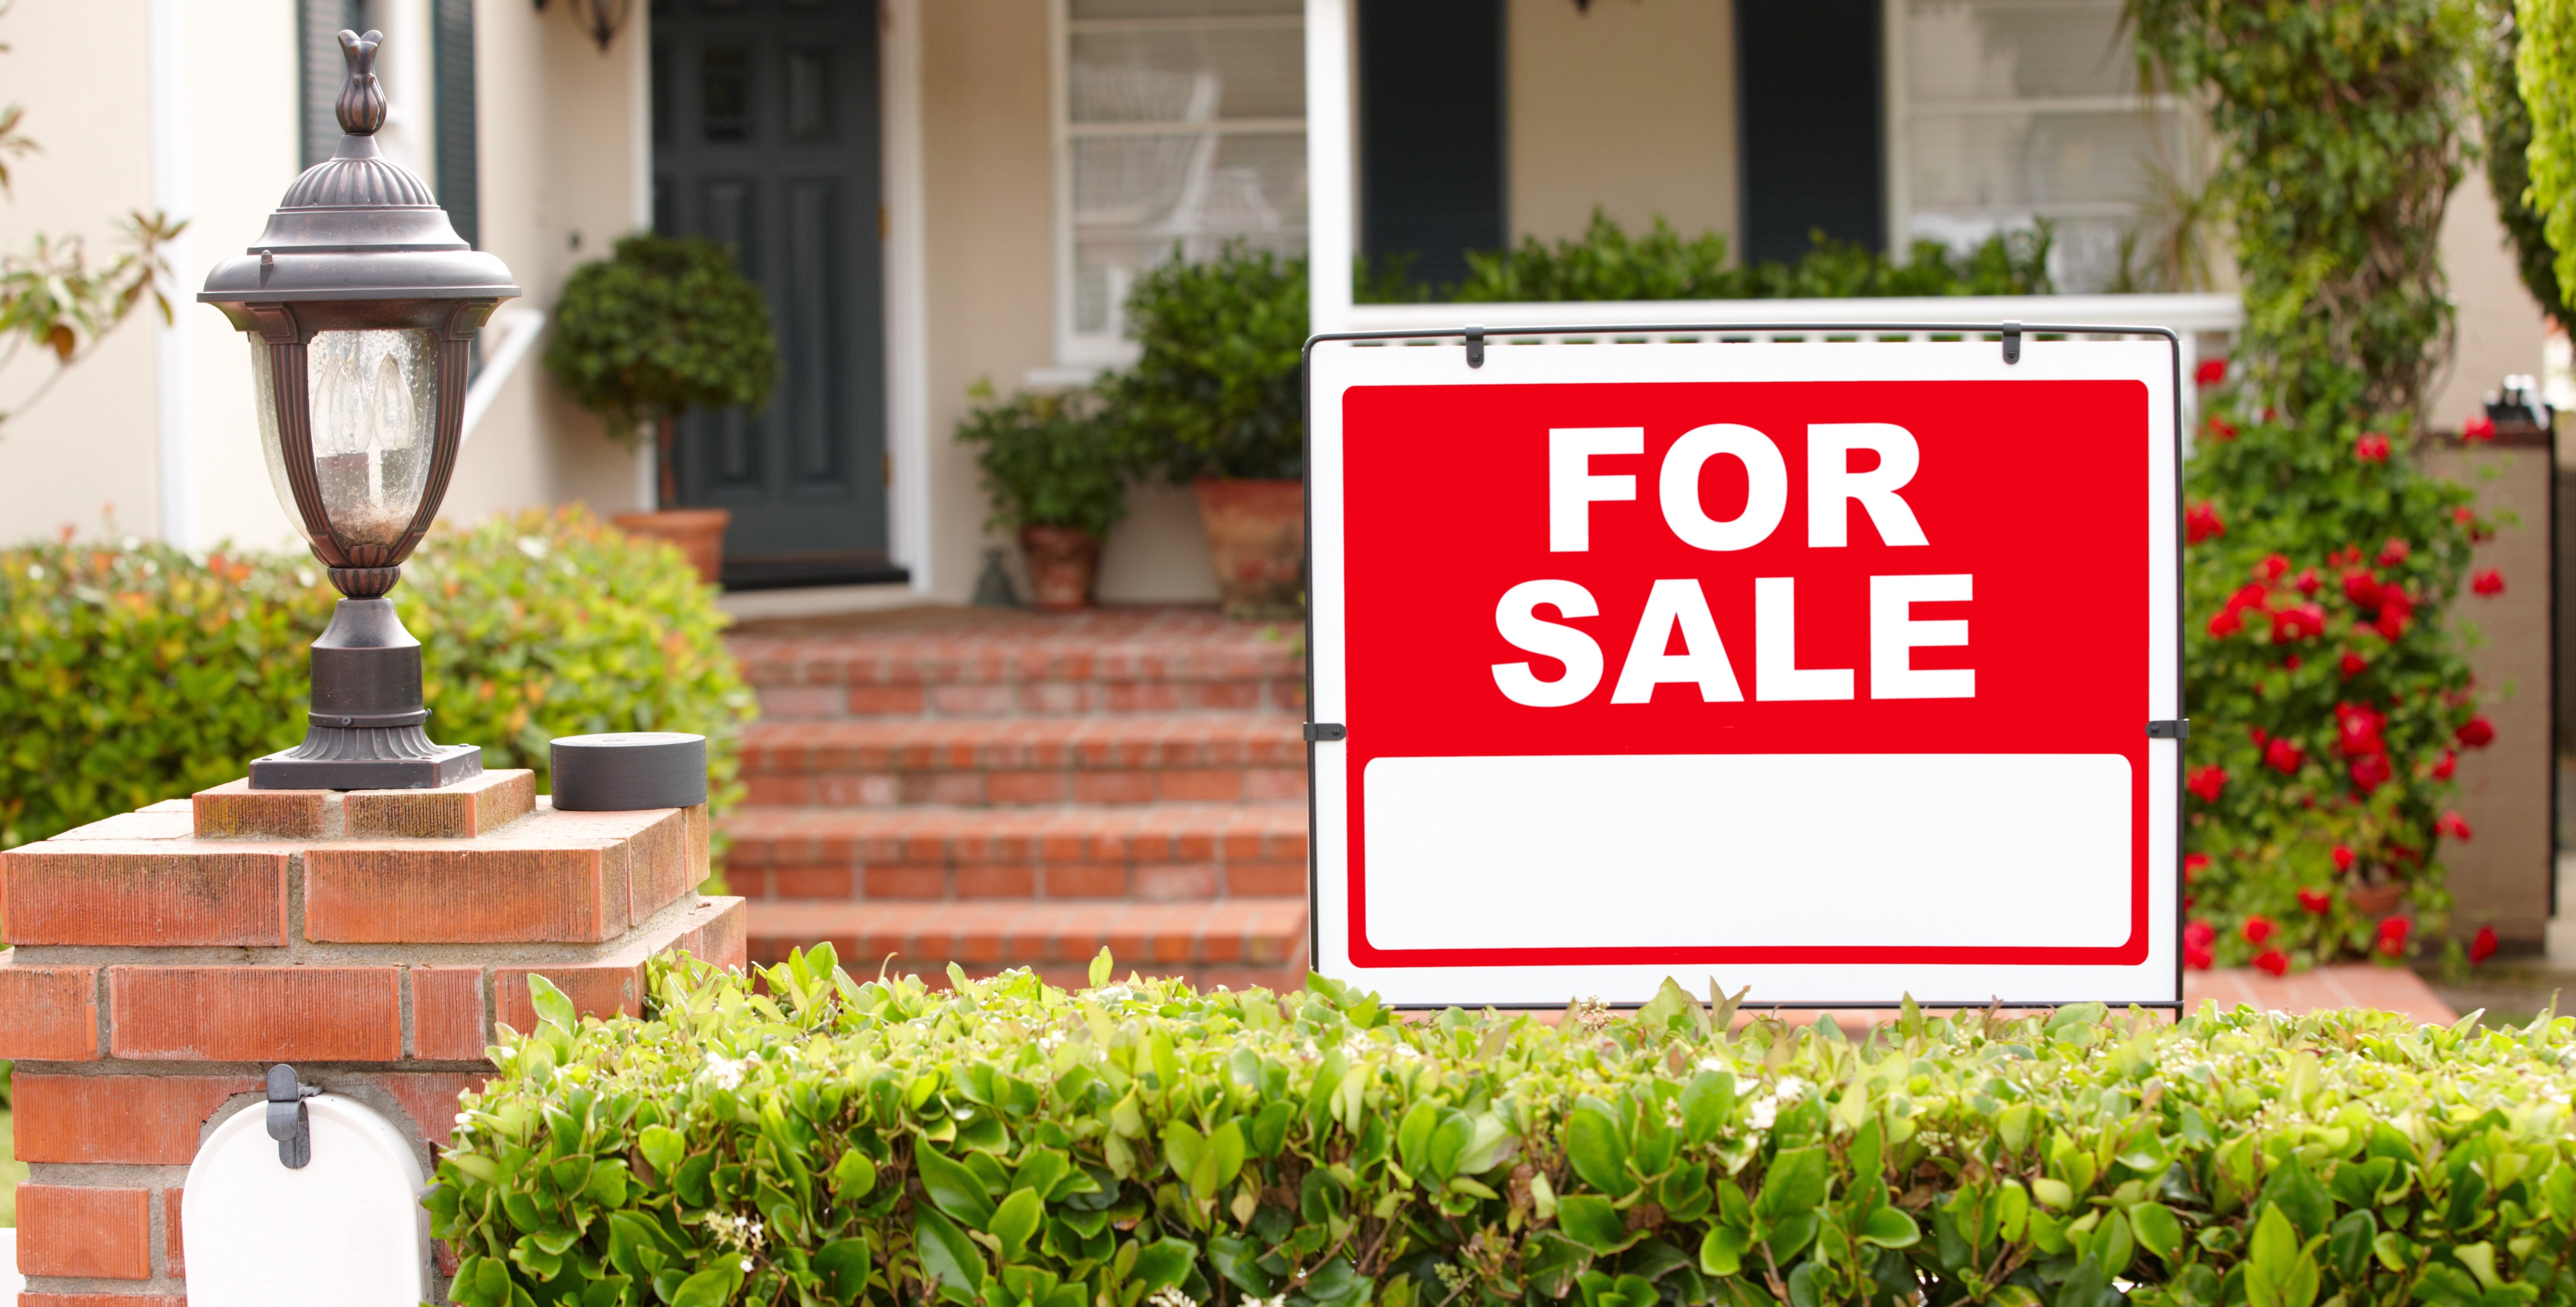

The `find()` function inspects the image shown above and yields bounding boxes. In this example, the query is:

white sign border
[1301,325,2184,1010]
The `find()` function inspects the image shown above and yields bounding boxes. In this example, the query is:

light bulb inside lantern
[253,327,440,548]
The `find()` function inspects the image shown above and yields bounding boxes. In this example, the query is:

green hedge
[0,505,756,848]
[433,953,2576,1307]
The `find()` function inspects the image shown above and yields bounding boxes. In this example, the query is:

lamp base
[250,741,484,791]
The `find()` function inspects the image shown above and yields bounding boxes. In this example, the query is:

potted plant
[955,381,1129,609]
[1106,243,1307,619]
[543,233,778,585]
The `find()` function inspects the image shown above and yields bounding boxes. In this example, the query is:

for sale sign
[1304,332,2181,1008]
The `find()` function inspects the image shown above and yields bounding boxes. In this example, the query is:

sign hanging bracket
[1304,723,1346,743]
[2001,321,2022,365]
[2144,719,2189,740]
[1464,325,1485,369]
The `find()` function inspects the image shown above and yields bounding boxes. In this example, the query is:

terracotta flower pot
[1018,524,1102,611]
[1193,477,1304,620]
[610,508,731,586]
[2348,883,2405,915]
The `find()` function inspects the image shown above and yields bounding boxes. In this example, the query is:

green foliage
[953,382,1132,539]
[438,957,2576,1307]
[545,233,781,445]
[0,506,757,848]
[402,506,759,805]
[1105,243,1308,482]
[2478,1,2572,332]
[1357,211,2054,304]
[2134,0,2492,964]
[2518,0,2576,316]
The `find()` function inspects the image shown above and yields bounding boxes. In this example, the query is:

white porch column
[1305,0,1354,337]
[149,0,194,547]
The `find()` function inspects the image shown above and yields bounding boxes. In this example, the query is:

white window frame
[1880,0,2195,271]
[1047,0,1308,372]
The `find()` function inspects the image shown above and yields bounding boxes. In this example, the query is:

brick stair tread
[740,715,1305,772]
[745,897,1310,969]
[731,607,1302,688]
[722,803,1306,861]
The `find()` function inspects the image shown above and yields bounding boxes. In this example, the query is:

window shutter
[300,0,363,170]
[433,0,478,249]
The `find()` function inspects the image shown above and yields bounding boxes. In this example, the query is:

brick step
[728,606,1303,720]
[719,803,1308,902]
[744,897,1309,993]
[737,715,1307,808]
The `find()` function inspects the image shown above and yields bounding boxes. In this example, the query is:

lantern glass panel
[251,327,442,547]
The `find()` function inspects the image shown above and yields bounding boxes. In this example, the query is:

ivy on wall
[2131,0,2497,969]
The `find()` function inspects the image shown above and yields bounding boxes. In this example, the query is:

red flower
[2296,887,2332,914]
[2375,587,2412,640]
[2334,703,2387,756]
[2187,765,2228,803]
[2208,609,2243,638]
[2377,915,2411,957]
[2195,358,2228,386]
[2208,416,2239,442]
[2293,568,2320,597]
[2437,811,2473,842]
[2350,753,2393,794]
[2259,554,2290,582]
[2470,925,2499,964]
[2185,502,2226,544]
[2458,716,2496,749]
[2248,726,2269,744]
[2472,568,2504,596]
[2331,844,2355,873]
[2431,749,2457,780]
[2264,737,2306,774]
[2184,852,2210,881]
[2183,918,2216,969]
[2463,412,2496,442]
[2340,652,2368,678]
[2341,569,2380,608]
[2227,582,2271,614]
[2254,949,2290,977]
[2378,537,2411,567]
[2355,432,2391,462]
[2243,915,2276,944]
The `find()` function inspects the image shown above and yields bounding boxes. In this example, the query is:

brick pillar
[0,770,746,1304]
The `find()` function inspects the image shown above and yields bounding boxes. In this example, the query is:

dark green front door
[652,0,894,588]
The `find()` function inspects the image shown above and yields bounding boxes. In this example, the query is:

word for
[1495,423,1970,707]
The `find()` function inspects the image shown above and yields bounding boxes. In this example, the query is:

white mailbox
[182,1069,429,1306]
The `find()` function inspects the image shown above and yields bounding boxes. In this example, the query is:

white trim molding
[149,0,194,547]
[1303,0,1354,346]
[882,0,932,593]
[459,305,547,445]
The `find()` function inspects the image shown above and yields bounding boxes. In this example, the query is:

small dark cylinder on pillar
[550,733,708,811]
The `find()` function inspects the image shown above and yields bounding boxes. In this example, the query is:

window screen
[1059,0,1308,360]
[1892,0,2192,291]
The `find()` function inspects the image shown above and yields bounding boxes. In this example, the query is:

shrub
[1357,211,2053,305]
[2476,0,2573,334]
[545,233,780,445]
[955,383,1132,540]
[1107,243,1308,482]
[2134,0,2492,967]
[434,956,2576,1307]
[0,505,757,848]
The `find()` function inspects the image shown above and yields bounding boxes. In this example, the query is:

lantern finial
[335,29,387,137]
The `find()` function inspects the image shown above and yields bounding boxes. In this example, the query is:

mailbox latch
[266,1063,322,1169]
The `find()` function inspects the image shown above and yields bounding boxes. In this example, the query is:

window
[1053,0,1308,365]
[1886,0,2193,292]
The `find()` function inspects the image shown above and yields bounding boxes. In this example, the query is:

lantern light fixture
[200,29,519,791]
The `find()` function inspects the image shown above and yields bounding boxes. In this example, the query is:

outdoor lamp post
[200,29,519,791]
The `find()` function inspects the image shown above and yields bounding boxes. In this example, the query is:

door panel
[653,0,894,588]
